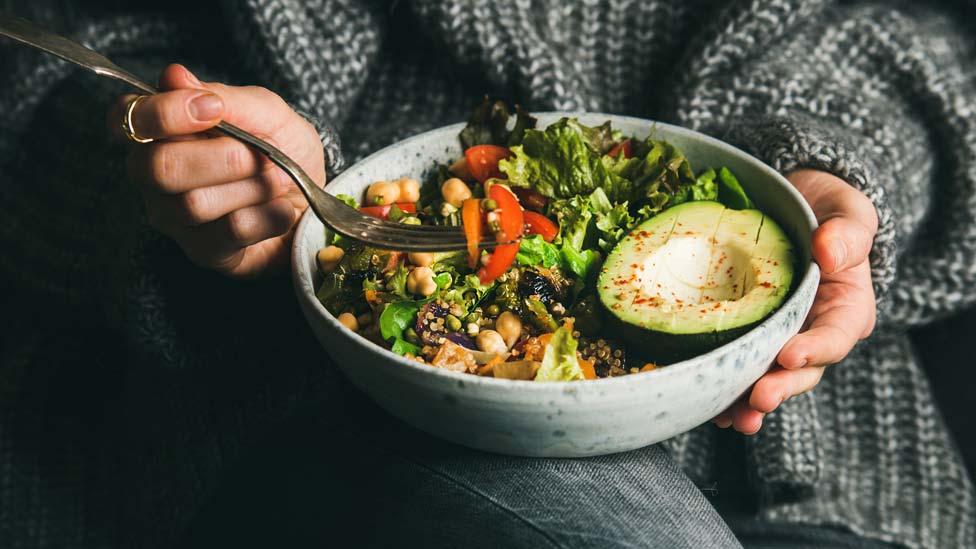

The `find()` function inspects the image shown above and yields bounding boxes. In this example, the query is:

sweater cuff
[291,105,345,177]
[722,115,898,308]
[745,392,824,503]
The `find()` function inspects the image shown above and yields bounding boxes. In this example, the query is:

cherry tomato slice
[461,198,483,269]
[512,187,548,212]
[477,241,519,285]
[465,145,511,183]
[488,185,524,243]
[523,211,558,242]
[359,202,417,219]
[607,139,633,159]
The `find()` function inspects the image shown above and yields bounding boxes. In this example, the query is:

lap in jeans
[183,391,887,549]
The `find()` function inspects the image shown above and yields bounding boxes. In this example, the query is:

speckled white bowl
[292,113,819,457]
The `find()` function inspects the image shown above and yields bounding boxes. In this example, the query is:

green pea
[482,198,498,211]
[446,315,462,332]
[486,304,500,317]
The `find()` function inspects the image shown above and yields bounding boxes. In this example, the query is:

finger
[147,174,294,229]
[179,198,296,267]
[732,401,764,435]
[778,265,875,369]
[130,136,279,193]
[712,410,733,429]
[812,217,874,274]
[110,88,224,142]
[158,64,291,135]
[748,366,826,414]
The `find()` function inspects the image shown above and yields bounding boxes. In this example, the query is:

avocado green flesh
[598,201,794,362]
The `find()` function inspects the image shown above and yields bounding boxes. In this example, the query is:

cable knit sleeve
[671,0,976,330]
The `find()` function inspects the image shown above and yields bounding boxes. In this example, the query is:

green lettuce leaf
[578,120,620,155]
[550,195,593,251]
[391,338,421,356]
[385,261,410,300]
[499,118,635,202]
[717,167,755,210]
[588,188,635,251]
[535,324,584,381]
[379,300,422,343]
[441,274,496,318]
[560,246,602,280]
[335,193,359,209]
[517,235,561,268]
[672,167,719,206]
[459,97,537,149]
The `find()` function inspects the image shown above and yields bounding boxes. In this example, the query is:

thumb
[158,63,204,92]
[788,170,878,273]
[812,216,874,273]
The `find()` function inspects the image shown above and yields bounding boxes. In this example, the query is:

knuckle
[224,142,255,178]
[264,165,293,197]
[224,209,252,244]
[248,85,285,107]
[179,189,212,226]
[148,145,180,189]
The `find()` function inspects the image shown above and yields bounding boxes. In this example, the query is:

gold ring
[122,95,153,144]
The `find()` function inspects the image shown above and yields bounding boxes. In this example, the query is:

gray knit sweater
[1,0,974,547]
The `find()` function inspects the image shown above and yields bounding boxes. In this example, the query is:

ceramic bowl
[291,113,819,457]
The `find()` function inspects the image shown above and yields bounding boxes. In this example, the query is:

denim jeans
[183,391,891,549]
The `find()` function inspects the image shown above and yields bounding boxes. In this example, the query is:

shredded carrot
[478,355,504,376]
[578,357,597,380]
[640,363,657,372]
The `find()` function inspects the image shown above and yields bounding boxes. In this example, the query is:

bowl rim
[291,112,820,392]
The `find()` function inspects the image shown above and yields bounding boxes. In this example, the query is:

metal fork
[0,13,501,252]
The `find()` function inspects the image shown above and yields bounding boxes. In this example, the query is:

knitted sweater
[1,0,974,547]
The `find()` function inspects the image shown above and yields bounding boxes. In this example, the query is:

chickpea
[337,312,359,332]
[495,311,522,348]
[440,177,472,208]
[476,330,507,356]
[316,245,345,272]
[397,177,421,203]
[366,180,401,205]
[408,252,434,267]
[406,266,437,296]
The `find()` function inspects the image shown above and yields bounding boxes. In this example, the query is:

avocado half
[598,201,794,363]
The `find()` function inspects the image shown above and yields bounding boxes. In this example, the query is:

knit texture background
[0,0,974,547]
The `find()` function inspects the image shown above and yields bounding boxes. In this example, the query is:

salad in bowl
[314,100,795,382]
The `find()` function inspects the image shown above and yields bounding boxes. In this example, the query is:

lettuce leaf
[391,338,421,356]
[379,300,422,344]
[535,324,584,381]
[500,118,635,202]
[441,274,496,318]
[671,168,719,207]
[588,188,635,251]
[550,195,593,251]
[560,246,601,280]
[517,235,561,268]
[717,167,755,210]
[335,194,359,208]
[459,97,538,149]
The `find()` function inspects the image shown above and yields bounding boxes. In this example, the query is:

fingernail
[830,239,847,270]
[189,93,222,122]
[181,65,202,86]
